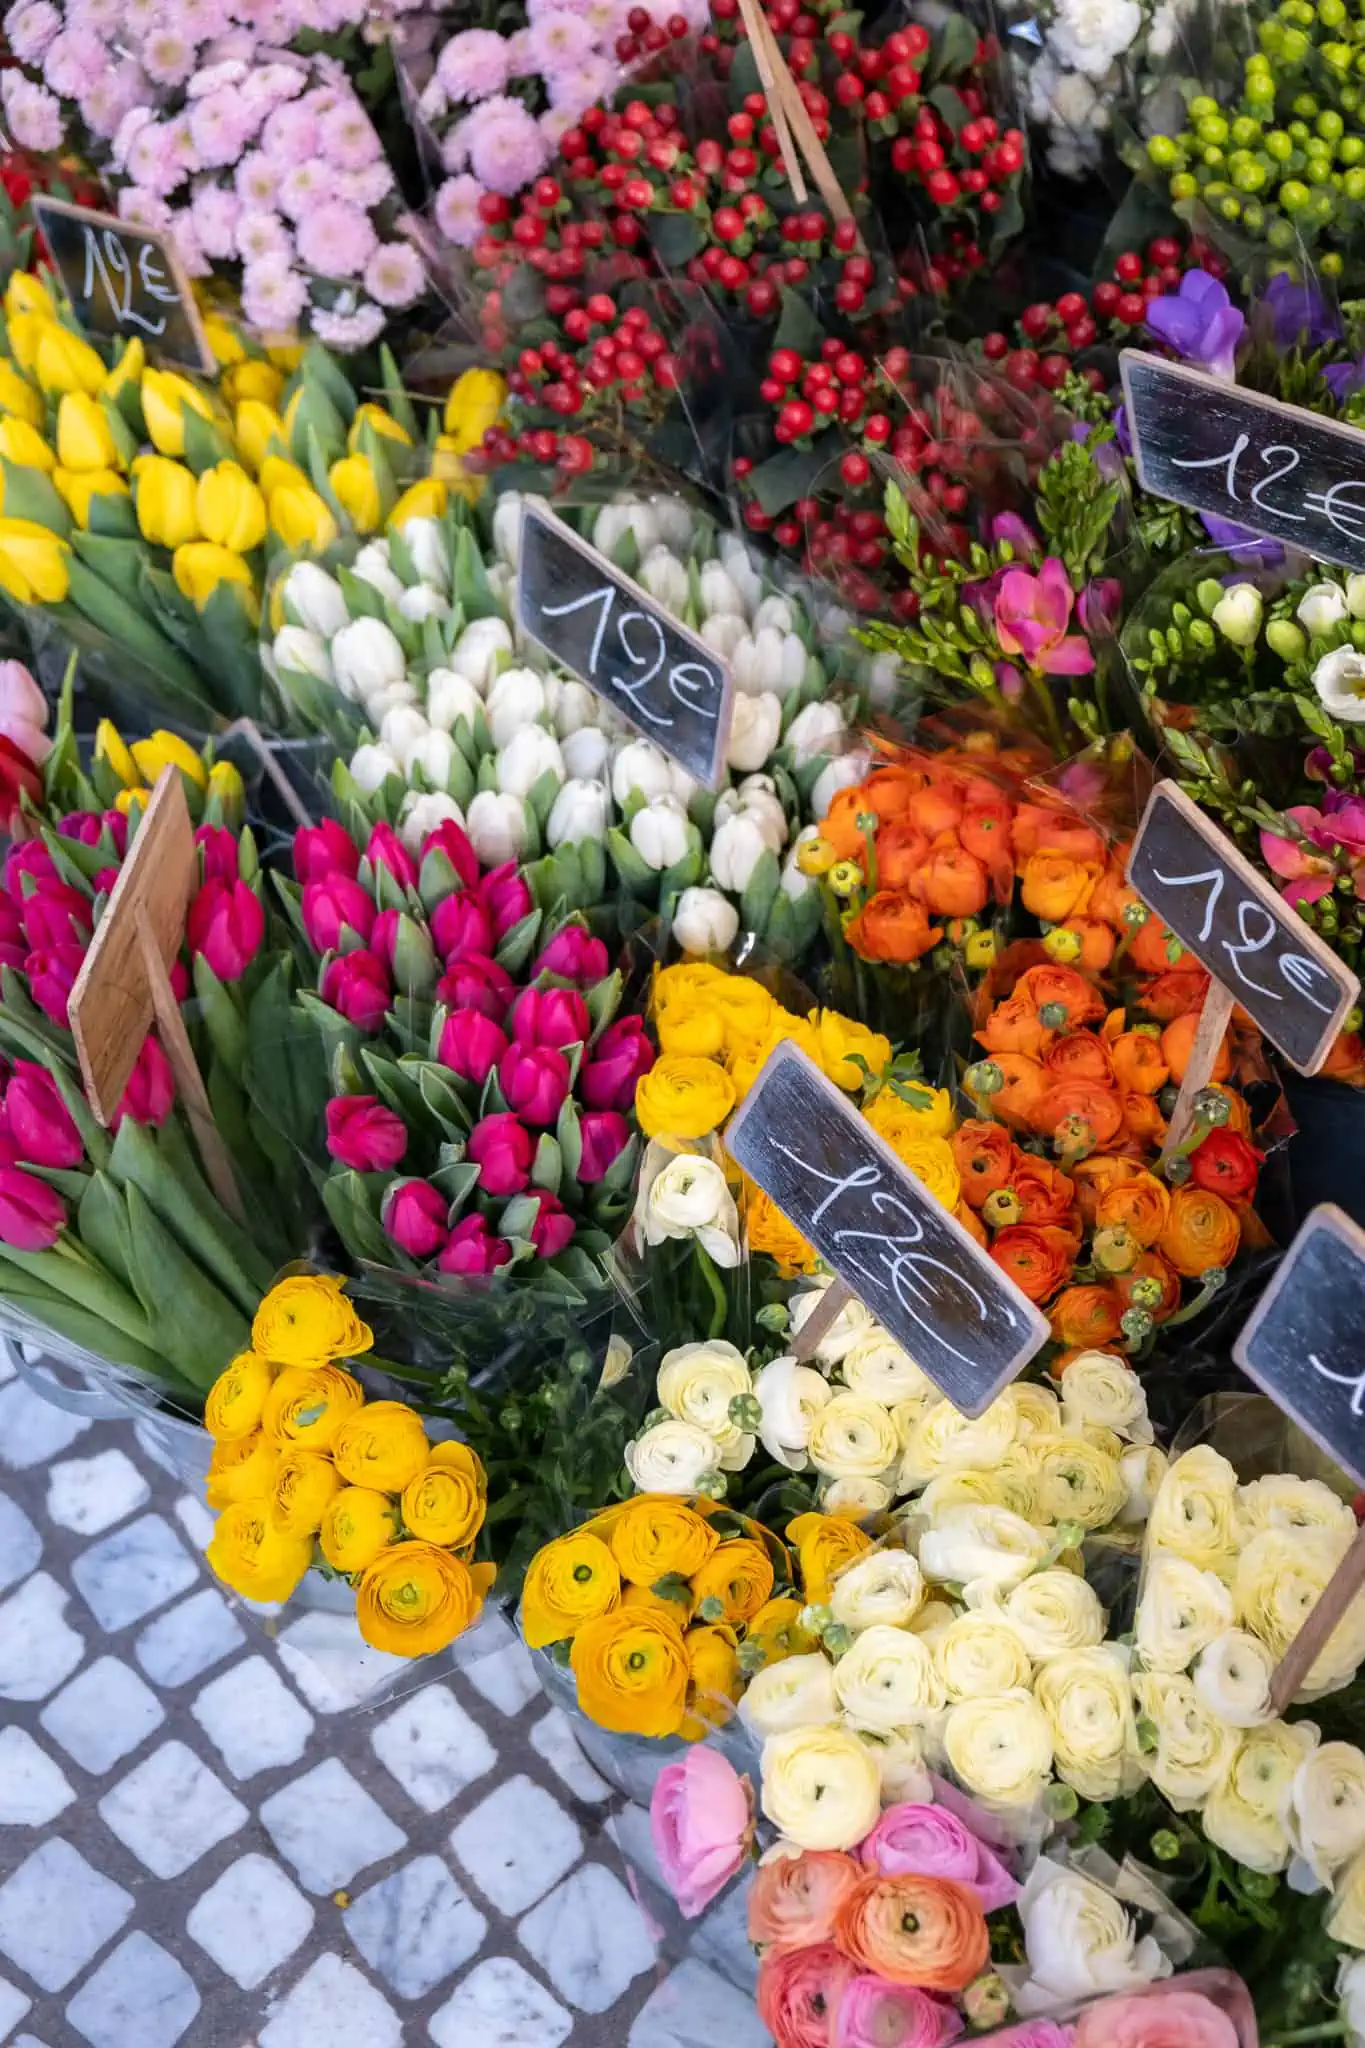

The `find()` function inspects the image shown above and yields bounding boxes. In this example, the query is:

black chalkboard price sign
[726,1041,1049,1415]
[1128,782,1358,1072]
[31,196,213,374]
[516,501,734,791]
[1234,1203,1365,1487]
[1120,347,1365,571]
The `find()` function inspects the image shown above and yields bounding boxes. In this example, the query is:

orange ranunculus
[845,892,943,963]
[912,839,989,918]
[1160,1012,1231,1085]
[1088,861,1142,930]
[1110,1029,1169,1095]
[1322,1028,1365,1082]
[1095,1170,1170,1246]
[960,794,1014,865]
[1009,1152,1079,1231]
[1012,801,1100,863]
[1057,919,1116,972]
[1130,914,1190,975]
[978,993,1050,1060]
[861,764,927,817]
[1204,1084,1251,1136]
[1013,964,1106,1027]
[1188,1127,1263,1202]
[1140,968,1211,1021]
[748,1851,862,1955]
[1117,1091,1168,1150]
[952,1119,1014,1206]
[990,1053,1049,1128]
[906,780,965,838]
[1071,1154,1142,1224]
[1115,1249,1182,1322]
[1021,853,1103,924]
[876,818,932,891]
[1036,1076,1125,1146]
[990,1223,1074,1301]
[835,1873,989,1992]
[1043,1031,1115,1086]
[1159,1185,1241,1277]
[824,784,876,860]
[1050,1282,1125,1347]
[956,1199,988,1247]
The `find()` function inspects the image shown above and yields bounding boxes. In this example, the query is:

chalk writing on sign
[1233,1203,1365,1489]
[31,196,213,373]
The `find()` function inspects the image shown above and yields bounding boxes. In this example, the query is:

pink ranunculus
[510,985,590,1052]
[533,923,609,984]
[0,1163,65,1248]
[0,659,50,764]
[436,953,514,1022]
[479,860,532,940]
[834,1976,964,2048]
[994,557,1095,676]
[111,1036,175,1129]
[57,810,104,846]
[294,818,361,884]
[467,1111,533,1195]
[187,878,265,982]
[499,1042,570,1126]
[1260,805,1331,880]
[365,820,418,888]
[431,890,494,963]
[577,1109,631,1183]
[528,1189,575,1257]
[24,943,86,1024]
[20,882,92,951]
[1073,1989,1241,2048]
[859,1802,1018,1913]
[321,951,391,1033]
[439,1009,509,1085]
[421,818,480,891]
[438,1212,511,1275]
[382,1177,449,1258]
[325,1094,408,1173]
[6,1060,82,1168]
[301,873,376,953]
[650,1744,752,1920]
[759,1945,858,2048]
[195,824,240,885]
[6,839,56,891]
[578,1015,654,1111]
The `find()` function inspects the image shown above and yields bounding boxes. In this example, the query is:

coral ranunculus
[1159,1186,1242,1277]
[1021,851,1101,923]
[758,1944,857,2048]
[1115,1251,1183,1323]
[876,818,933,891]
[834,1871,990,1990]
[912,841,989,918]
[1036,1077,1125,1147]
[978,993,1050,1059]
[1010,1153,1079,1228]
[1042,1031,1115,1086]
[1095,1171,1171,1247]
[990,1223,1074,1301]
[1013,964,1106,1027]
[845,892,942,963]
[952,1120,1015,1206]
[1050,1283,1125,1348]
[748,1850,862,1955]
[1110,1029,1170,1095]
[990,1053,1049,1128]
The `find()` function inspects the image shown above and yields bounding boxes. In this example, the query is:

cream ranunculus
[1029,1434,1127,1530]
[1329,1847,1365,1949]
[918,1505,1051,1596]
[822,1477,893,1516]
[1133,1669,1239,1811]
[1016,1862,1172,2011]
[920,1469,1021,1518]
[638,1148,741,1268]
[974,1568,1107,1660]
[934,1613,1033,1702]
[840,1329,939,1406]
[1119,1444,1168,1524]
[832,1622,945,1732]
[760,1724,883,1851]
[656,1340,754,1469]
[788,1281,875,1362]
[829,1547,926,1632]
[943,1690,1054,1807]
[753,1356,832,1471]
[740,1652,840,1737]
[1009,1382,1062,1440]
[1134,1551,1234,1672]
[1236,1525,1365,1698]
[1341,1953,1365,2045]
[807,1391,900,1482]
[1146,1445,1240,1577]
[852,1722,933,1804]
[1059,1350,1154,1443]
[1034,1645,1142,1802]
[1237,1474,1358,1541]
[1192,1628,1274,1729]
[625,1418,722,1494]
[900,1396,1021,1490]
[1204,1719,1319,1874]
[1290,1742,1365,1885]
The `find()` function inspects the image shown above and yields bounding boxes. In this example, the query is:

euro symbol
[1303,479,1365,546]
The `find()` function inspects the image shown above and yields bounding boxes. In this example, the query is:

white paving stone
[628,1959,770,2048]
[173,1493,215,1552]
[346,1856,486,2001]
[450,1776,582,1916]
[519,1862,656,2014]
[134,1589,245,1687]
[185,1854,314,1992]
[0,1840,133,1992]
[463,1642,541,1716]
[370,1686,497,1814]
[0,1728,74,1826]
[0,1574,84,1701]
[99,1740,247,1879]
[429,1956,573,2048]
[259,1954,401,2048]
[45,1448,149,1536]
[0,1979,29,2041]
[0,1379,89,1469]
[71,1514,199,1632]
[0,1494,40,1594]
[259,1758,407,1895]
[40,1656,165,1774]
[191,1656,313,1780]
[529,1709,612,1803]
[273,1608,408,1712]
[65,1933,200,2048]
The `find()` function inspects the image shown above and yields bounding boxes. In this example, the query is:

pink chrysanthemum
[362,239,425,308]
[433,173,484,249]
[261,100,319,164]
[235,150,280,208]
[65,0,119,28]
[547,51,619,114]
[460,95,550,198]
[126,123,182,198]
[337,162,395,209]
[310,301,386,350]
[435,27,511,104]
[169,209,211,279]
[4,76,62,152]
[235,207,293,267]
[295,198,377,280]
[80,64,146,142]
[318,98,383,171]
[117,186,172,232]
[42,27,105,98]
[241,256,308,332]
[189,86,252,169]
[5,0,61,64]
[277,157,329,221]
[191,181,241,260]
[142,28,197,86]
[527,10,596,69]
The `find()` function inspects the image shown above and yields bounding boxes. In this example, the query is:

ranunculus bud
[579,1015,654,1111]
[528,1189,575,1258]
[6,1059,82,1167]
[0,1163,66,1249]
[479,861,532,941]
[431,890,494,963]
[321,951,391,1033]
[499,1042,570,1127]
[382,1177,448,1258]
[435,954,513,1022]
[24,943,85,1025]
[439,1008,508,1085]
[325,1095,407,1173]
[112,1036,175,1129]
[467,1111,534,1195]
[420,818,479,892]
[187,879,265,982]
[533,925,609,985]
[510,986,590,1052]
[294,819,361,885]
[364,821,418,889]
[577,1109,631,1183]
[302,874,375,953]
[20,882,92,952]
[371,909,437,999]
[195,824,239,885]
[437,1213,511,1276]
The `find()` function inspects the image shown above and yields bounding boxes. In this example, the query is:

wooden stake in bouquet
[732,0,867,251]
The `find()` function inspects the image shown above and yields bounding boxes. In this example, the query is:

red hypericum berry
[717,253,748,287]
[615,32,638,58]
[670,177,698,209]
[1005,348,1038,386]
[914,140,945,173]
[1114,250,1143,282]
[558,434,593,474]
[812,386,839,414]
[770,519,799,548]
[834,351,864,384]
[759,377,784,404]
[865,90,890,119]
[769,347,801,384]
[834,278,865,311]
[835,71,864,104]
[829,28,855,58]
[982,330,1008,360]
[886,63,920,99]
[843,254,873,286]
[654,354,681,387]
[533,177,562,210]
[1055,291,1086,325]
[961,168,988,194]
[733,456,754,477]
[1091,279,1122,319]
[926,169,959,205]
[1141,272,1164,298]
[1066,313,1097,348]
[642,21,668,46]
[1159,263,1182,289]
[478,192,511,223]
[992,141,1024,176]
[696,138,724,174]
[784,256,809,283]
[1039,354,1070,390]
[863,412,891,442]
[530,429,558,462]
[891,136,914,172]
[727,146,758,177]
[777,398,814,439]
[980,189,1002,214]
[1116,291,1146,325]
[832,219,858,252]
[882,346,910,382]
[1149,234,1181,267]
[840,450,871,487]
[746,277,779,316]
[743,501,772,531]
[806,363,833,388]
[622,176,654,209]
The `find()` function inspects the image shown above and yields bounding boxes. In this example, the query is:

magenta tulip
[577,1110,631,1183]
[101,809,129,856]
[533,924,609,985]
[466,1112,533,1196]
[499,1043,570,1127]
[25,943,85,1025]
[187,879,265,983]
[6,1060,82,1168]
[321,951,391,1033]
[195,824,239,885]
[293,818,360,884]
[57,810,103,846]
[20,882,92,951]
[301,873,375,952]
[365,821,418,888]
[0,889,22,950]
[93,866,120,898]
[6,840,56,891]
[0,1164,66,1249]
[479,861,532,941]
[382,1177,448,1258]
[112,1036,175,1129]
[435,953,513,1022]
[437,1213,511,1276]
[421,819,479,889]
[431,890,493,963]
[579,1016,655,1111]
[528,1189,575,1258]
[510,985,590,1052]
[439,1008,508,1085]
[325,1095,407,1173]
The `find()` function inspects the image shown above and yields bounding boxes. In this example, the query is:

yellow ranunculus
[235,400,287,474]
[0,519,68,604]
[895,1136,962,1213]
[252,1273,374,1366]
[656,997,726,1060]
[521,1530,621,1648]
[0,361,43,428]
[205,1350,276,1439]
[443,366,507,450]
[331,1400,430,1494]
[131,728,209,790]
[142,366,215,455]
[329,453,381,534]
[356,1541,495,1656]
[132,454,199,549]
[350,402,411,451]
[261,1364,366,1451]
[207,1500,313,1603]
[569,1605,691,1736]
[0,414,54,472]
[54,467,129,527]
[6,312,49,374]
[205,1431,281,1510]
[34,325,107,396]
[635,1055,736,1142]
[690,1538,774,1626]
[745,1594,816,1668]
[102,336,145,404]
[5,270,54,322]
[787,1511,874,1604]
[196,460,266,552]
[813,1009,891,1091]
[388,477,446,527]
[222,359,283,408]
[269,479,338,552]
[271,1450,344,1537]
[607,1497,717,1586]
[746,1186,818,1277]
[319,1485,399,1573]
[173,541,256,611]
[681,1623,741,1741]
[56,392,119,473]
[400,1441,487,1549]
[207,758,245,824]
[95,719,139,787]
[867,1082,955,1146]
[202,313,246,366]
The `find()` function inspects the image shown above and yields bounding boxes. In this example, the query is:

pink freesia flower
[834,1976,964,2048]
[649,1747,752,1918]
[994,558,1095,676]
[859,1802,1018,1913]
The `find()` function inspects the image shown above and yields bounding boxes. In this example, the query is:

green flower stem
[1027,667,1066,756]
[695,1242,728,1340]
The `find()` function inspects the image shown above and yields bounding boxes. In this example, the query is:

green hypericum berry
[1343,165,1365,196]
[1196,114,1229,144]
[1233,158,1268,190]
[1341,134,1365,161]
[1322,250,1346,274]
[1266,129,1294,159]
[1230,117,1263,144]
[1319,107,1346,138]
[1171,172,1199,199]
[1281,178,1314,207]
[1188,93,1219,118]
[1319,0,1347,25]
[1148,134,1182,166]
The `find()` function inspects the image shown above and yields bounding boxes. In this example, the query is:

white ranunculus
[786,699,847,766]
[855,1723,932,1805]
[548,677,598,737]
[1298,581,1350,637]
[1016,1862,1171,2010]
[1211,582,1262,648]
[397,584,450,624]
[656,1339,752,1467]
[700,560,745,619]
[625,1417,721,1494]
[449,616,513,691]
[672,885,739,954]
[717,531,764,613]
[710,811,773,892]
[823,1476,894,1516]
[700,612,747,661]
[401,515,451,591]
[282,560,348,637]
[641,1154,741,1268]
[917,1505,1051,1595]
[811,750,872,822]
[752,1356,831,1470]
[753,594,795,635]
[1192,1629,1274,1728]
[496,725,564,798]
[1238,1473,1357,1539]
[408,728,457,790]
[426,666,483,734]
[611,737,675,805]
[943,1692,1054,1808]
[1237,1524,1365,1696]
[348,741,401,795]
[465,789,528,866]
[830,1549,926,1633]
[761,1725,883,1852]
[630,794,690,870]
[639,545,689,614]
[547,778,609,848]
[484,666,547,749]
[1290,1742,1365,1884]
[1204,1720,1318,1874]
[272,624,333,686]
[1134,1670,1238,1811]
[379,706,431,772]
[1147,1445,1240,1574]
[1119,1444,1167,1524]
[841,1330,936,1407]
[1134,1550,1234,1672]
[593,499,660,559]
[562,726,610,781]
[1036,1644,1142,1803]
[977,1567,1106,1659]
[350,539,405,603]
[934,1612,1033,1702]
[833,1624,943,1733]
[732,626,808,700]
[1313,645,1365,723]
[398,789,465,852]
[1059,1350,1153,1443]
[726,691,783,772]
[740,1653,839,1737]
[331,617,406,703]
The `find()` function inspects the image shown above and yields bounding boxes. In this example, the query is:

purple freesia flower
[1113,401,1132,457]
[1078,577,1122,638]
[1261,272,1341,349]
[990,511,1040,560]
[1324,355,1365,402]
[1199,511,1284,566]
[1145,269,1245,379]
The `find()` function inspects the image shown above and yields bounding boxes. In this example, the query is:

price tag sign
[726,1040,1049,1415]
[32,197,213,374]
[1127,782,1358,1073]
[1120,347,1365,570]
[516,501,734,791]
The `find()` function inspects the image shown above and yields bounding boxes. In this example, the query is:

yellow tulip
[103,336,145,404]
[0,361,43,429]
[113,785,153,817]
[5,271,54,322]
[430,434,482,504]
[54,467,130,528]
[234,400,287,475]
[258,453,310,499]
[197,460,267,552]
[0,518,69,603]
[329,454,381,534]
[389,478,447,527]
[207,758,246,824]
[202,314,246,367]
[266,339,305,372]
[142,368,215,456]
[268,480,338,552]
[56,392,119,474]
[443,366,507,451]
[222,359,283,408]
[95,718,140,786]
[0,415,54,472]
[132,730,209,789]
[34,326,106,397]
[172,540,256,610]
[6,313,49,375]
[349,403,411,451]
[132,454,200,549]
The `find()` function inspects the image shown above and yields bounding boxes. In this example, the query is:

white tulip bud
[547,777,610,847]
[379,705,431,772]
[753,594,796,635]
[710,811,772,891]
[1347,574,1365,620]
[397,584,450,624]
[350,540,404,603]
[612,736,676,805]
[866,651,902,707]
[726,690,782,772]
[449,616,513,690]
[408,727,457,788]
[398,789,465,852]
[1211,582,1262,647]
[365,680,419,722]
[650,493,695,551]
[700,560,745,620]
[786,699,847,766]
[1297,582,1349,637]
[349,741,401,794]
[639,546,689,615]
[496,724,565,797]
[700,612,747,661]
[630,794,690,870]
[732,625,807,700]
[811,749,872,820]
[547,676,599,736]
[400,515,451,591]
[715,779,786,850]
[272,624,332,686]
[493,490,533,568]
[331,617,406,702]
[426,667,483,734]
[593,499,661,558]
[562,726,611,781]
[485,666,548,749]
[717,531,764,612]
[465,789,528,866]
[672,885,739,954]
[282,561,348,638]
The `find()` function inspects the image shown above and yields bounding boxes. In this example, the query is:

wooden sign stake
[1159,980,1235,1165]
[731,0,865,247]
[790,1277,854,1361]
[221,718,314,832]
[1270,1522,1365,1713]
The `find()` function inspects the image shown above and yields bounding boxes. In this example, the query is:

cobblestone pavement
[0,1352,768,2048]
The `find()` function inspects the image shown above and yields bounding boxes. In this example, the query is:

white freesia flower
[786,699,847,765]
[449,616,513,690]
[397,585,449,624]
[727,691,783,772]
[1016,1862,1171,2010]
[1289,1742,1365,1884]
[1212,583,1262,648]
[612,737,675,804]
[710,811,774,892]
[1313,646,1365,723]
[673,886,739,954]
[483,667,547,748]
[830,1549,926,1633]
[496,725,564,799]
[562,726,610,781]
[331,617,406,703]
[752,1356,831,1470]
[465,790,528,866]
[1299,581,1350,636]
[1192,1628,1274,1728]
[547,779,609,848]
[761,1724,883,1852]
[732,626,807,699]
[700,559,745,619]
[833,1624,943,1733]
[273,624,333,686]
[630,795,690,870]
[639,545,688,614]
[918,1505,1051,1595]
[700,612,748,661]
[1134,1670,1239,1811]
[640,1153,741,1268]
[593,499,661,558]
[425,666,483,733]
[283,560,348,637]
[625,1417,721,1494]
[349,741,401,795]
[811,750,872,821]
[350,539,404,602]
[401,515,451,591]
[379,706,431,772]
[740,1653,839,1737]
[398,789,465,852]
[408,728,457,789]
